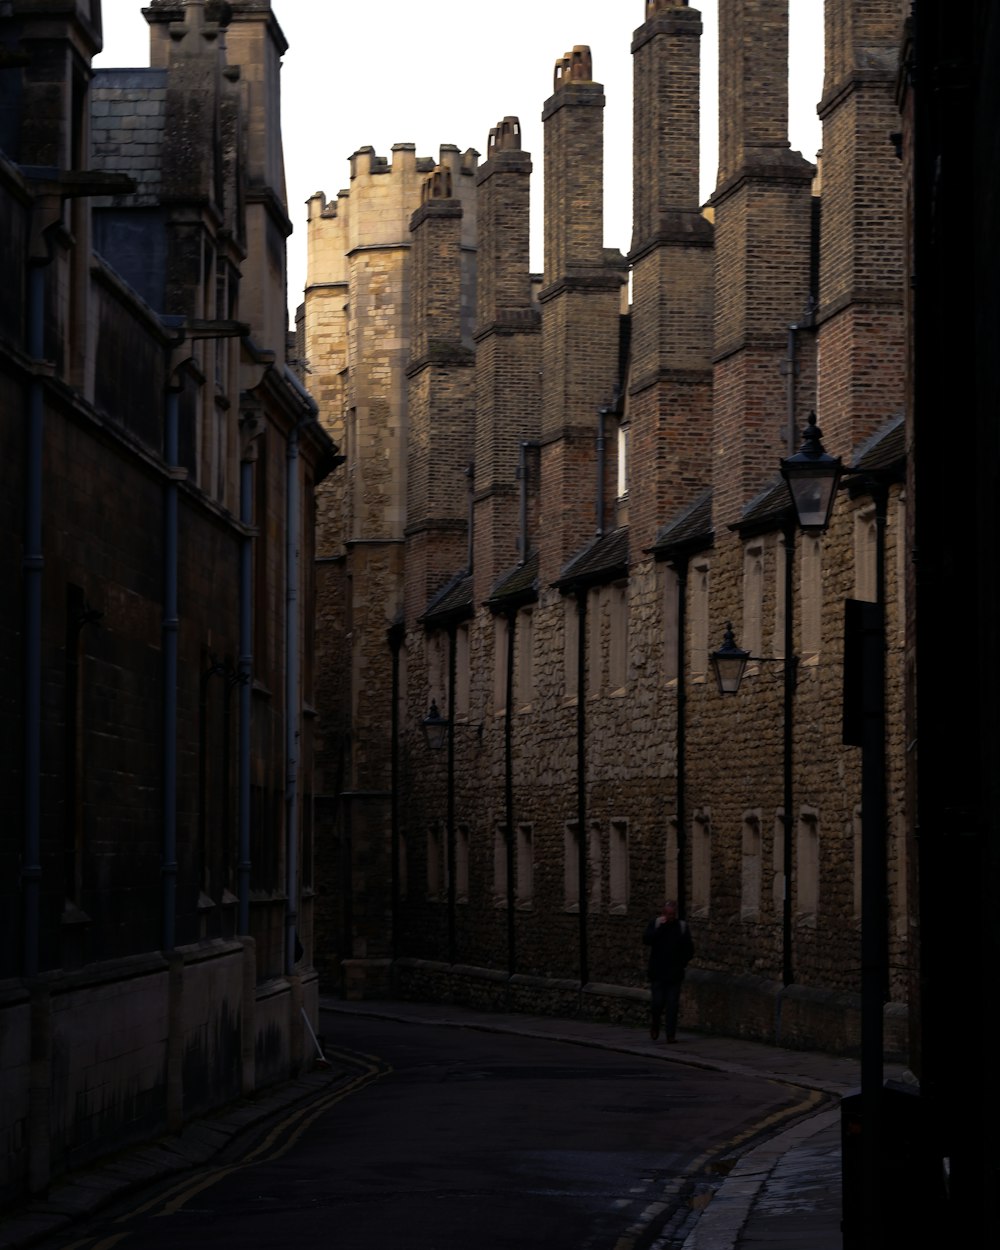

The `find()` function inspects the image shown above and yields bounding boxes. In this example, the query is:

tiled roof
[420,571,473,626]
[486,552,539,609]
[851,412,905,473]
[738,479,793,533]
[650,491,713,557]
[553,527,629,589]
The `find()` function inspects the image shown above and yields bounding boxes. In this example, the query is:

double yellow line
[63,1046,391,1250]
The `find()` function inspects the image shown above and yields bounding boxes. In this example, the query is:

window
[427,631,446,711]
[663,566,680,683]
[588,588,603,694]
[796,809,819,923]
[772,536,787,660]
[588,821,603,909]
[741,811,762,921]
[516,824,534,907]
[800,536,822,656]
[772,810,787,914]
[456,824,470,904]
[665,815,679,903]
[455,624,470,718]
[854,505,878,603]
[493,822,508,903]
[427,825,443,899]
[564,821,580,910]
[398,831,409,901]
[516,608,534,708]
[493,617,508,716]
[564,597,580,700]
[690,559,710,677]
[742,541,764,663]
[692,809,711,915]
[617,420,630,499]
[609,585,628,693]
[609,819,629,911]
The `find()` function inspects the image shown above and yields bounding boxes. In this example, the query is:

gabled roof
[737,479,793,536]
[650,491,714,559]
[553,527,629,591]
[419,571,474,628]
[486,552,539,612]
[850,412,905,475]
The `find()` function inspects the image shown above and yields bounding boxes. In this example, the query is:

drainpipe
[504,609,516,979]
[575,589,589,989]
[282,366,321,976]
[465,463,475,574]
[22,259,47,978]
[285,415,302,976]
[673,558,689,920]
[388,623,404,963]
[784,326,798,455]
[237,428,256,936]
[517,441,540,565]
[445,622,457,965]
[162,379,182,952]
[596,407,608,538]
[781,517,798,988]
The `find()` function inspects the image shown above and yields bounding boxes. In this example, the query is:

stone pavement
[0,996,909,1249]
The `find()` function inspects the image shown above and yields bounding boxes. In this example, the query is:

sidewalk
[0,996,907,1250]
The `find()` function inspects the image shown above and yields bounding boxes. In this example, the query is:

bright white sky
[95,0,824,326]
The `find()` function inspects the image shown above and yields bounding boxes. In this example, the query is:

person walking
[643,901,694,1042]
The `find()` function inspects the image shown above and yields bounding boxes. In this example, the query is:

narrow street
[40,1010,816,1250]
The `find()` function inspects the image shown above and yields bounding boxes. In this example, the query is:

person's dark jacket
[643,916,694,983]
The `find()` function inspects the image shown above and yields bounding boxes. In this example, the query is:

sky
[94,0,825,326]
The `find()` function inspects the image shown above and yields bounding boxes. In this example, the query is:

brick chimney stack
[816,0,904,458]
[628,0,714,551]
[539,46,627,583]
[406,151,478,621]
[711,0,815,532]
[472,118,541,604]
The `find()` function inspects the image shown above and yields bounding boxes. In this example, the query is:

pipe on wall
[22,261,46,978]
[237,445,254,935]
[504,609,516,979]
[575,590,589,989]
[284,418,301,975]
[673,558,689,920]
[162,384,181,952]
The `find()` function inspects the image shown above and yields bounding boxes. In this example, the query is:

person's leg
[650,981,664,1039]
[663,981,681,1041]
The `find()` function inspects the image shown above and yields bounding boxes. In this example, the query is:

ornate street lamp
[421,700,450,751]
[780,411,843,532]
[711,622,752,695]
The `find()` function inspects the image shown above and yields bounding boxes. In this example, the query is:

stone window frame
[772,809,786,915]
[662,564,680,686]
[563,820,580,913]
[588,820,603,910]
[516,823,534,909]
[742,540,765,671]
[853,502,878,603]
[426,823,443,901]
[665,814,679,903]
[741,809,762,922]
[563,596,580,704]
[689,558,710,679]
[454,623,471,719]
[493,617,508,718]
[799,535,823,661]
[608,581,629,696]
[492,821,508,907]
[691,807,711,918]
[455,823,470,905]
[796,807,820,927]
[516,606,534,712]
[609,818,630,914]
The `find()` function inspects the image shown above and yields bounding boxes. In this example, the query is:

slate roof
[650,491,714,558]
[486,552,539,611]
[553,526,629,590]
[420,571,473,626]
[850,412,905,474]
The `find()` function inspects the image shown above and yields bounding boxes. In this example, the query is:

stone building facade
[0,0,334,1208]
[307,0,909,1057]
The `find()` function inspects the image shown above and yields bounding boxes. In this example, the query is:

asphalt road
[43,1012,810,1250]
